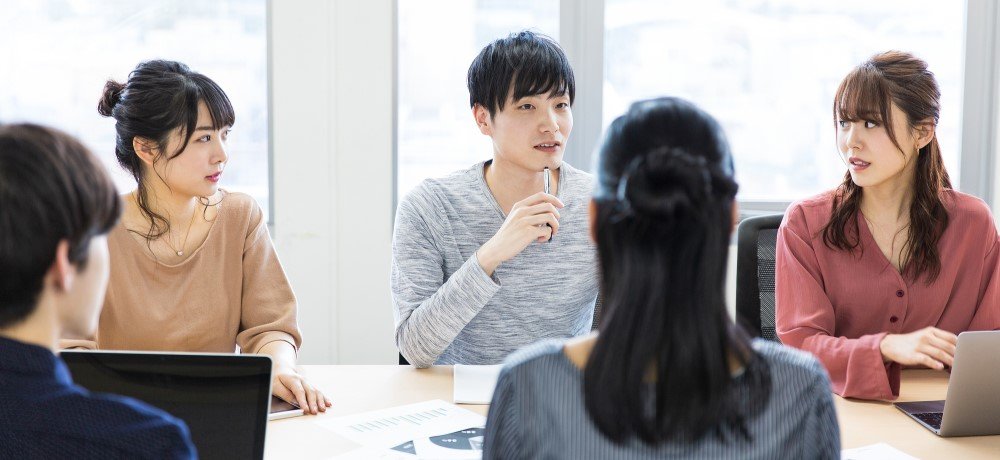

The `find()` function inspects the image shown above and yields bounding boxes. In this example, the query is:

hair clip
[609,156,646,223]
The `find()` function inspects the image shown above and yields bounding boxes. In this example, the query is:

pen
[544,167,552,242]
[544,167,550,195]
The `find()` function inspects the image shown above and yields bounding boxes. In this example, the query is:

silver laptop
[894,331,1000,437]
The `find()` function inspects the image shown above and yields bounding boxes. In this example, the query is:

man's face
[476,90,573,173]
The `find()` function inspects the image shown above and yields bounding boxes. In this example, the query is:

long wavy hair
[823,51,951,283]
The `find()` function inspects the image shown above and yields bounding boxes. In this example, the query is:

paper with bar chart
[318,400,486,459]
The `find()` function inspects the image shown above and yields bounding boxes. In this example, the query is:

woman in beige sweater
[63,59,330,414]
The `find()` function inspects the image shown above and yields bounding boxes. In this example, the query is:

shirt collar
[0,335,73,385]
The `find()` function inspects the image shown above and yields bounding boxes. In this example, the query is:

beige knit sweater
[61,191,301,354]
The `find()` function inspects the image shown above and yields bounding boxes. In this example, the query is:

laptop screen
[61,351,271,460]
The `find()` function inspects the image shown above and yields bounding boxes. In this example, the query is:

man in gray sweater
[391,31,599,367]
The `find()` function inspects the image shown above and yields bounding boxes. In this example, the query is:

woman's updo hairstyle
[595,97,738,229]
[97,80,126,117]
[98,59,235,239]
[612,146,736,224]
[584,97,768,445]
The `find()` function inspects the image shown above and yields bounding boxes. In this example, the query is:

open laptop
[62,351,272,460]
[894,331,1000,437]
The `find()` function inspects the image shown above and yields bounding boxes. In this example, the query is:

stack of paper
[841,443,919,460]
[453,364,503,405]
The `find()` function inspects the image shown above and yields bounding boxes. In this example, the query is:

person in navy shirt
[0,123,195,459]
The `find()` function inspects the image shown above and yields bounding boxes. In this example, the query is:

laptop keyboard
[913,412,943,430]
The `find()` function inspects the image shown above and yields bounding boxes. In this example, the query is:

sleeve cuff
[246,331,300,355]
[58,339,97,350]
[469,252,503,289]
[886,361,902,398]
[860,331,898,400]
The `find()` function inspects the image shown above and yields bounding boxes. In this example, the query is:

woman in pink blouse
[776,51,1000,400]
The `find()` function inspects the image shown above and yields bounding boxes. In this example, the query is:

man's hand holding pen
[476,191,563,277]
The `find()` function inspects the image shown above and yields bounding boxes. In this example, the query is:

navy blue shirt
[0,336,196,459]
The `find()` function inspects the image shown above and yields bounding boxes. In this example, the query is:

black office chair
[398,294,604,365]
[736,213,785,342]
[591,294,603,331]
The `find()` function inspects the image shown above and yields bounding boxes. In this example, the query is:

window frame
[394,0,1000,216]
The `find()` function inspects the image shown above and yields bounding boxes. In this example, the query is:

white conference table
[265,366,1000,459]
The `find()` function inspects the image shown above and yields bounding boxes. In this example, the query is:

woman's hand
[272,366,332,415]
[879,327,958,370]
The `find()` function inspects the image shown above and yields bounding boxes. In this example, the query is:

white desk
[265,366,1000,459]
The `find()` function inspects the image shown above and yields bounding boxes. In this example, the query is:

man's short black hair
[467,30,575,117]
[0,123,121,328]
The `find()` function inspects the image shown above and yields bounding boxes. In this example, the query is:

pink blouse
[776,190,1000,400]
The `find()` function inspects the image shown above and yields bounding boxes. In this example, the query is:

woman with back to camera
[61,60,330,414]
[482,97,839,459]
[776,51,1000,401]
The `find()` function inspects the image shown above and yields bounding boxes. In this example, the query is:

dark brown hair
[823,51,951,283]
[98,59,234,240]
[0,123,121,327]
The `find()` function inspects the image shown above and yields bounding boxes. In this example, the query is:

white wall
[270,0,397,364]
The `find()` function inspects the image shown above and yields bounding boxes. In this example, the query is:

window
[604,0,966,201]
[0,0,270,217]
[397,0,559,200]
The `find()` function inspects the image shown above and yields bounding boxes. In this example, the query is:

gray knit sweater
[390,161,599,367]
